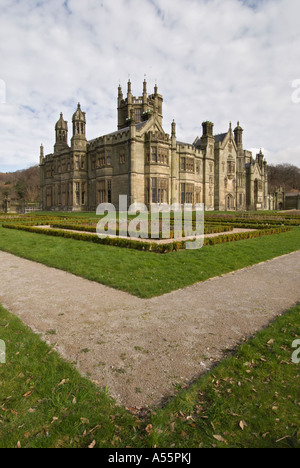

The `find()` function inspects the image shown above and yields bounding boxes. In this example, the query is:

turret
[200,121,214,150]
[117,80,164,130]
[118,84,123,106]
[234,122,243,149]
[54,113,68,153]
[71,103,86,150]
[142,78,148,113]
[256,149,264,169]
[40,144,44,164]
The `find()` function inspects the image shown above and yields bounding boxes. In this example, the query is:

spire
[234,121,243,148]
[171,120,176,138]
[72,102,86,123]
[40,143,44,164]
[127,79,132,95]
[118,84,123,98]
[54,113,68,152]
[71,102,86,147]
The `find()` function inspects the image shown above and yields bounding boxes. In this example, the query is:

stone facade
[40,80,268,212]
[268,187,300,211]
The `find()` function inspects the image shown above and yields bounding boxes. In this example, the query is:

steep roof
[214,133,227,143]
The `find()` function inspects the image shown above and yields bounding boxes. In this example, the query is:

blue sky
[0,0,299,172]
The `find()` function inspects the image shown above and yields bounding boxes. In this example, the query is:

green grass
[146,303,300,448]
[0,225,299,298]
[0,303,299,448]
[0,305,139,449]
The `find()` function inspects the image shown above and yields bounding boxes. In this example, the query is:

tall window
[181,183,194,204]
[186,158,194,172]
[107,180,112,203]
[135,108,141,122]
[181,184,185,204]
[98,181,106,204]
[152,147,157,163]
[152,177,157,203]
[81,183,86,205]
[151,178,168,204]
[75,182,80,205]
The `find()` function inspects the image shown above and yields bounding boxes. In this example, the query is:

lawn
[0,223,299,298]
[0,211,299,448]
[0,302,299,448]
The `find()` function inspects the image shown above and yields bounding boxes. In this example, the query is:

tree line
[268,163,300,193]
[0,165,40,202]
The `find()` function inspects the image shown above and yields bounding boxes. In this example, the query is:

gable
[137,114,166,137]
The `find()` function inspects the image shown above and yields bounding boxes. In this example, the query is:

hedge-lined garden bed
[2,222,293,253]
[50,222,233,237]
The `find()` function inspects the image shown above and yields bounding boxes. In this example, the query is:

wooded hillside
[0,165,40,202]
[268,163,300,193]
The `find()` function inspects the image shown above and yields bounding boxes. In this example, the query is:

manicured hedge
[2,223,293,253]
[50,222,233,237]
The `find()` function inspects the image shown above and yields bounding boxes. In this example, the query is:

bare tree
[268,163,300,192]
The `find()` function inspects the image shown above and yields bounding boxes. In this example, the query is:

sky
[0,0,299,172]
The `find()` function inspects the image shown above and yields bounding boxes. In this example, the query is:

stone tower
[71,103,87,151]
[117,79,163,130]
[54,113,68,153]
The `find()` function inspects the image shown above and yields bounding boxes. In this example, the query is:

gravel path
[0,250,299,408]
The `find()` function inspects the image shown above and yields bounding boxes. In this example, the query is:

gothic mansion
[40,80,268,212]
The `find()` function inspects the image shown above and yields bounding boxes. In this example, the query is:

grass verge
[0,303,299,448]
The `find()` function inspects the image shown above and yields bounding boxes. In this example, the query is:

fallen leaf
[213,435,227,444]
[239,420,247,431]
[145,424,153,434]
[88,440,96,449]
[23,390,34,398]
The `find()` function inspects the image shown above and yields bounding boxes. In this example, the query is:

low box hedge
[2,223,293,254]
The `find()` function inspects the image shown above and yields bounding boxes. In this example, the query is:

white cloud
[0,0,299,172]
